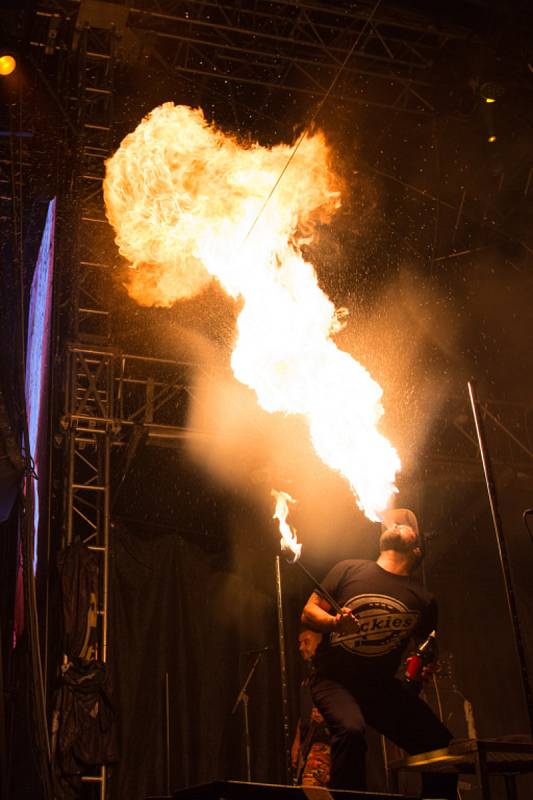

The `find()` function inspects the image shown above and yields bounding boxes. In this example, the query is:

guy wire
[244,0,383,242]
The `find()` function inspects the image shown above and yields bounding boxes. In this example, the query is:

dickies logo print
[330,594,419,657]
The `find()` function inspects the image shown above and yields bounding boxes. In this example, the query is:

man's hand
[291,721,301,769]
[332,607,360,635]
[302,593,360,635]
[291,744,298,770]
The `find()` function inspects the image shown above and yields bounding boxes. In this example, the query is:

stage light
[0,54,16,76]
[480,81,504,104]
[488,135,497,143]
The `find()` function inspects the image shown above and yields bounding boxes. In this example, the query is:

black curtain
[109,524,290,800]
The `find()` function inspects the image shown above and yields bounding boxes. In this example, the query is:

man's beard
[380,529,424,568]
[380,529,413,553]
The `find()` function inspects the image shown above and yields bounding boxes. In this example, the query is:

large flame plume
[104,102,400,520]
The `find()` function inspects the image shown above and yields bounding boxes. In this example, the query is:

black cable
[523,508,533,544]
[244,0,383,242]
[21,486,54,798]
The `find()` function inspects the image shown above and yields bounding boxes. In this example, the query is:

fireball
[104,103,400,521]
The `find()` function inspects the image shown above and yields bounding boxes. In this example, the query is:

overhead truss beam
[32,0,473,114]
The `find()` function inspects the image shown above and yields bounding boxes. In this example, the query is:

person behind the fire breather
[301,508,457,799]
[291,627,331,786]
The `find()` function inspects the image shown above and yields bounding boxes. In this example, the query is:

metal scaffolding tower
[29,12,204,794]
[25,3,530,798]
[56,19,118,798]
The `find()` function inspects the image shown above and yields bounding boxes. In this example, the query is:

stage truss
[31,0,472,118]
[12,2,529,797]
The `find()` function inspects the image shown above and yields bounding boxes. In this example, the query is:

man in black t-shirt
[301,509,457,799]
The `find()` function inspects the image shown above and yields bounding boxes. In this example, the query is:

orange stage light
[0,55,16,77]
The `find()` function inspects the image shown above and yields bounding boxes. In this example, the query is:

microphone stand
[468,381,533,735]
[231,650,264,781]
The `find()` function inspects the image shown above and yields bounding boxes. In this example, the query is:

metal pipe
[66,431,75,547]
[101,436,110,663]
[100,766,106,800]
[164,672,171,794]
[467,381,533,735]
[274,556,293,784]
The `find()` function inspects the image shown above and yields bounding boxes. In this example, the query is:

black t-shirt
[314,559,437,684]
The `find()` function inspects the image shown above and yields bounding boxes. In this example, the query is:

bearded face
[379,524,423,569]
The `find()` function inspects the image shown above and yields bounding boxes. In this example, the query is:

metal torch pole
[467,381,533,735]
[291,558,344,615]
[275,555,293,784]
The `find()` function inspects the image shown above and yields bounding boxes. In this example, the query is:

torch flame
[272,489,301,562]
[104,103,401,521]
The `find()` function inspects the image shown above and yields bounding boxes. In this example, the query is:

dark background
[1,1,533,798]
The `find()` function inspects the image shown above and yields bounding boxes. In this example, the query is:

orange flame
[104,102,400,520]
[272,489,301,561]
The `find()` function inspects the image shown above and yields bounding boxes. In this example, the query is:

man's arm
[302,592,360,635]
[291,719,301,770]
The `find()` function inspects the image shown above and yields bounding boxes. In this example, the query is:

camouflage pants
[302,742,331,787]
